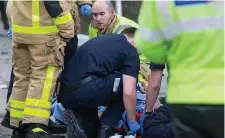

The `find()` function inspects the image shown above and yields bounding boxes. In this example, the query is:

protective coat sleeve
[44,1,74,39]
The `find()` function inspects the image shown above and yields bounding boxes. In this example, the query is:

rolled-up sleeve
[122,48,140,78]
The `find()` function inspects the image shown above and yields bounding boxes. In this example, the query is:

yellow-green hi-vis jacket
[135,1,224,105]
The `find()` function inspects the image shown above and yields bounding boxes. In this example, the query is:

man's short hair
[120,27,137,37]
[105,1,114,9]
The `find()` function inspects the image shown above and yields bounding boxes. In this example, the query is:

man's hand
[122,112,141,135]
[80,5,92,16]
[127,120,140,135]
[7,27,12,39]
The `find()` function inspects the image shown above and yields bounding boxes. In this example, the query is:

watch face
[145,111,153,115]
[145,112,150,115]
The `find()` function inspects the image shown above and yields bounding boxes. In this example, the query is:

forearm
[146,85,160,112]
[145,70,163,112]
[123,91,137,121]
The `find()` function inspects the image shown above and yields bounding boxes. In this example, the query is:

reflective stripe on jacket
[135,1,224,104]
[7,1,74,44]
[88,14,139,39]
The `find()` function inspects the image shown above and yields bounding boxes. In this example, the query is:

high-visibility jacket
[135,1,224,104]
[88,14,139,39]
[7,1,75,44]
[140,54,150,64]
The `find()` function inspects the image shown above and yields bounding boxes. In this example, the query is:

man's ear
[111,8,115,15]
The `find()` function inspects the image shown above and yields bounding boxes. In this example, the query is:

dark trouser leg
[61,72,123,137]
[6,65,14,103]
[172,104,224,138]
[76,108,100,138]
[100,91,124,127]
[0,1,9,30]
[59,35,78,86]
[64,35,78,69]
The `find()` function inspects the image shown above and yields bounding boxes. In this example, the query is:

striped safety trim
[23,108,50,119]
[25,98,51,109]
[53,13,73,25]
[24,66,55,119]
[113,25,133,34]
[11,0,59,34]
[139,15,224,42]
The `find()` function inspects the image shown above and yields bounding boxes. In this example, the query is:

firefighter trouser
[8,37,65,127]
[6,65,14,103]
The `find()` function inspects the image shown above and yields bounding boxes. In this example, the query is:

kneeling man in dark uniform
[59,28,140,138]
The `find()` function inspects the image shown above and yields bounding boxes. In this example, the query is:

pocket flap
[46,39,57,47]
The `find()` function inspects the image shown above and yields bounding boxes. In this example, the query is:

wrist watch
[145,111,153,115]
[145,109,155,115]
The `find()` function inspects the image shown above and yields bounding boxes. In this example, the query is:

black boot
[1,110,24,130]
[97,123,115,138]
[11,129,25,138]
[0,110,17,129]
[1,110,11,128]
[24,123,51,138]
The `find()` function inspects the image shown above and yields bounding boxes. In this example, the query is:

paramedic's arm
[123,75,137,121]
[135,1,168,64]
[146,71,163,112]
[146,63,165,112]
[44,1,74,40]
[122,49,140,121]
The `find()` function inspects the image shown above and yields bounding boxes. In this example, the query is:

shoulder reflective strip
[12,1,59,34]
[156,1,173,23]
[26,98,51,109]
[139,15,224,42]
[23,107,50,119]
[53,13,73,25]
[41,66,55,102]
[32,0,40,27]
[10,108,24,118]
[32,128,47,133]
[10,100,25,109]
[12,24,58,34]
[113,25,133,34]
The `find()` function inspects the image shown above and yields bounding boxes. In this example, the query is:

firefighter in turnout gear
[5,1,74,137]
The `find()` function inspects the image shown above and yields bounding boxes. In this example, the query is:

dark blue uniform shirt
[60,34,140,86]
